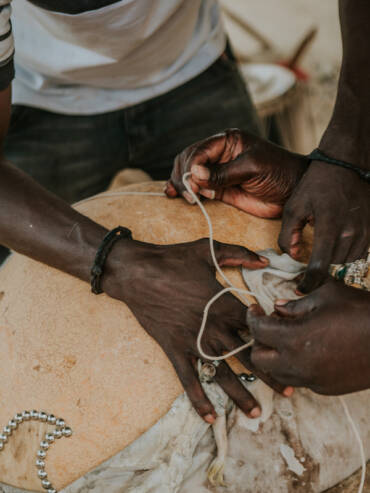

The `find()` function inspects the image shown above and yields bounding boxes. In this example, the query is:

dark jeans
[1,52,261,262]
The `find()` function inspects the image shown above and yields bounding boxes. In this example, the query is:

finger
[214,361,261,418]
[199,188,216,200]
[192,153,257,189]
[339,222,368,263]
[331,226,355,264]
[164,180,178,198]
[250,344,281,375]
[251,346,303,387]
[172,355,217,423]
[213,241,269,270]
[219,331,287,394]
[170,133,231,194]
[274,296,316,318]
[247,305,292,349]
[182,175,200,203]
[279,200,310,260]
[297,216,337,294]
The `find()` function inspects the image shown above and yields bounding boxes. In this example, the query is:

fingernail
[200,188,215,200]
[192,164,210,181]
[183,191,196,204]
[259,256,269,265]
[275,299,289,306]
[283,386,294,397]
[248,407,261,419]
[204,413,216,424]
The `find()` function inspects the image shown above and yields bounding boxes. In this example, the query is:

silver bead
[53,429,62,439]
[31,410,39,420]
[40,440,49,450]
[3,426,12,437]
[39,412,48,422]
[62,427,72,437]
[47,414,56,425]
[36,459,45,468]
[0,442,4,450]
[239,373,257,383]
[8,419,17,430]
[0,434,8,443]
[37,450,46,459]
[45,433,55,443]
[14,413,23,424]
[22,410,31,421]
[55,418,65,428]
[47,489,56,493]
[41,479,52,489]
[37,469,47,479]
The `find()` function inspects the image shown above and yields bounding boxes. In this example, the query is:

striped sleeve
[0,0,14,90]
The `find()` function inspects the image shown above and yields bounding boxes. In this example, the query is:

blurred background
[220,0,341,154]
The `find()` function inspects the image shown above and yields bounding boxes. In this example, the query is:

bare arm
[0,85,272,420]
[320,0,370,167]
[0,87,109,281]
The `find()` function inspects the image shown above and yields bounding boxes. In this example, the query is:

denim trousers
[0,52,261,262]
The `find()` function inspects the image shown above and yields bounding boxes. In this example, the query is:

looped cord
[75,176,366,493]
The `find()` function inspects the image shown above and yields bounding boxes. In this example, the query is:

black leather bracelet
[307,148,370,183]
[90,226,132,294]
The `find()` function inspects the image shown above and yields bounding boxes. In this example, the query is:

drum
[0,182,367,493]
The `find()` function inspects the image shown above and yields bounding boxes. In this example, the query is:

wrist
[99,236,138,300]
[90,226,132,295]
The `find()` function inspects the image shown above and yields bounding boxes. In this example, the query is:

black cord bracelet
[91,226,132,294]
[307,148,370,183]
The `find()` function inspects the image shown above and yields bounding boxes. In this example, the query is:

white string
[182,172,265,361]
[76,178,366,490]
[75,177,261,361]
[74,190,165,207]
[183,173,366,491]
[339,396,366,493]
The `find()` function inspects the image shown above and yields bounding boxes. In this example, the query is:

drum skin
[0,182,313,491]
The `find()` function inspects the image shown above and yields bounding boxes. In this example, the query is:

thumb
[274,296,315,318]
[213,242,269,270]
[192,153,257,189]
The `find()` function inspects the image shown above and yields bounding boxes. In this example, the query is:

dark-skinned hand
[166,129,370,294]
[247,279,370,395]
[165,128,307,218]
[279,161,370,294]
[102,237,287,422]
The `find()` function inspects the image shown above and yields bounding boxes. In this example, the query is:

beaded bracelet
[307,148,370,183]
[91,226,132,294]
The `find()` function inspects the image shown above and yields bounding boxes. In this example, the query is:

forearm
[0,158,109,282]
[320,0,370,169]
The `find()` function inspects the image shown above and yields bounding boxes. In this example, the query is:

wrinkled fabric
[1,251,369,493]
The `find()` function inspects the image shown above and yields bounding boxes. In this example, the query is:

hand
[103,237,283,422]
[247,279,370,395]
[165,129,307,218]
[279,161,370,294]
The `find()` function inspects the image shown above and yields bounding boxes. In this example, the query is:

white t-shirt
[0,0,225,114]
